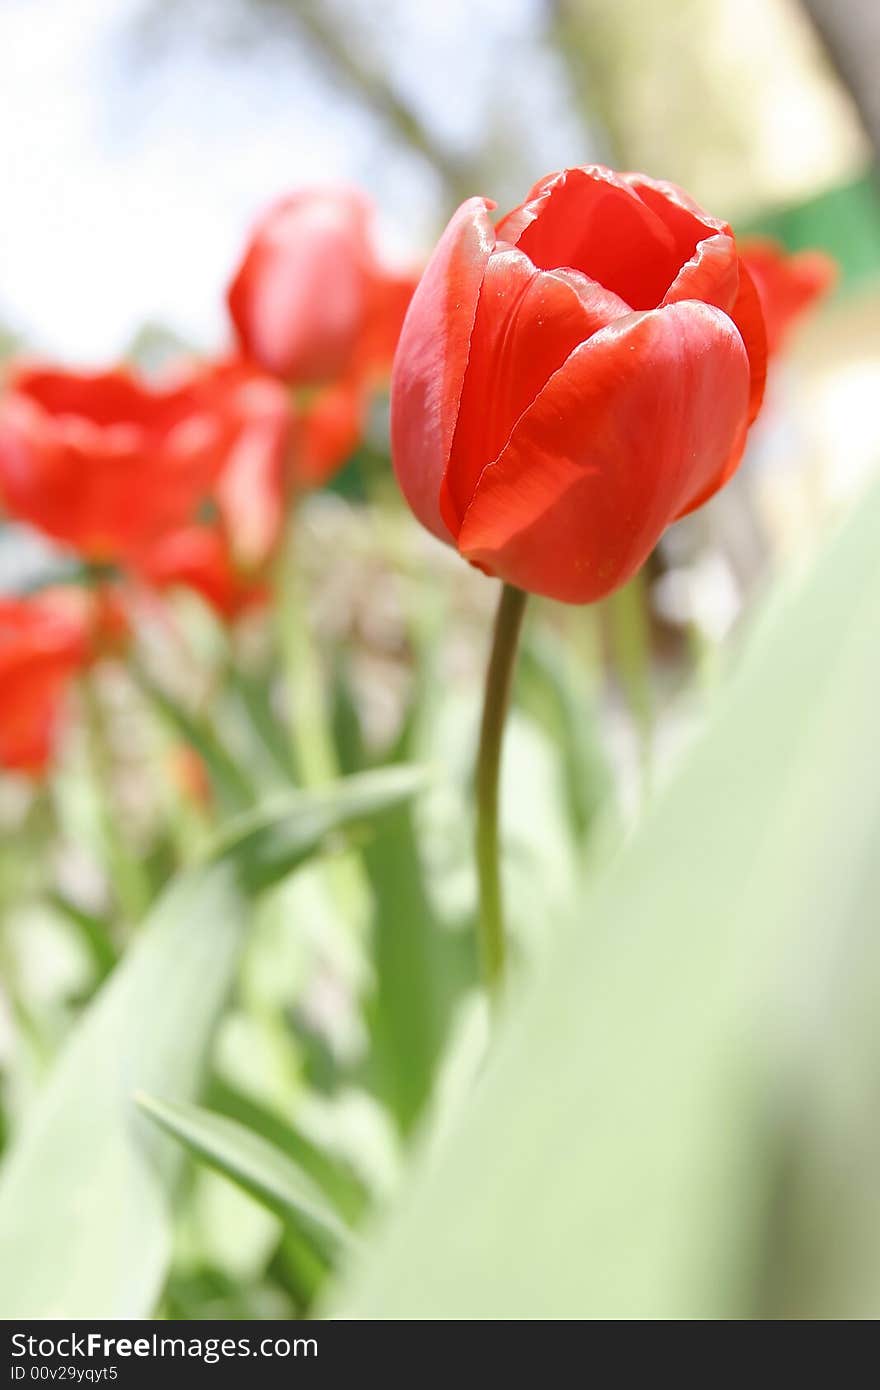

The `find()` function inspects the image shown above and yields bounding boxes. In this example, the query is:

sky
[0,0,587,363]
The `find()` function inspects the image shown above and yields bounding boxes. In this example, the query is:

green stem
[275,506,370,945]
[82,672,151,924]
[606,570,653,797]
[475,583,527,998]
[276,510,339,787]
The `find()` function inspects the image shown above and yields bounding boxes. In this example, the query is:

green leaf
[136,1095,354,1254]
[48,890,119,983]
[207,1080,368,1225]
[207,766,426,894]
[517,626,614,843]
[0,767,423,1318]
[132,663,257,813]
[330,652,368,777]
[603,569,653,783]
[335,477,880,1320]
[227,664,298,783]
[363,802,476,1135]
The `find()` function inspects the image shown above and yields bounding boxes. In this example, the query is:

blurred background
[1,0,879,1321]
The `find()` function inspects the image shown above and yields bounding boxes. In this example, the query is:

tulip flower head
[129,359,291,618]
[0,589,117,776]
[228,187,418,487]
[0,356,292,623]
[739,237,837,357]
[392,166,768,603]
[185,357,293,575]
[228,187,416,387]
[0,365,233,564]
[138,525,268,619]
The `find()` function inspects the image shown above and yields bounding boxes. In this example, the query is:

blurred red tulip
[392,166,768,603]
[138,525,267,619]
[739,237,837,356]
[0,589,116,775]
[0,364,234,563]
[130,359,291,618]
[292,377,367,489]
[228,187,417,388]
[190,358,293,571]
[0,355,294,622]
[228,187,418,488]
[200,353,365,499]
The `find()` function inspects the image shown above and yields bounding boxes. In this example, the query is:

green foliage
[335,477,880,1319]
[362,803,476,1134]
[517,624,614,843]
[136,1095,354,1254]
[132,664,258,814]
[0,769,423,1318]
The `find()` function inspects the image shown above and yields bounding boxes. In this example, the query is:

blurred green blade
[364,803,476,1135]
[517,628,613,842]
[604,568,653,777]
[228,665,298,782]
[209,765,428,894]
[136,1095,354,1254]
[335,477,880,1320]
[0,767,422,1318]
[133,665,256,813]
[207,1081,368,1224]
[48,890,119,981]
[0,862,246,1320]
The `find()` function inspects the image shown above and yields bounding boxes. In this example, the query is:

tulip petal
[441,249,630,532]
[663,236,766,429]
[670,271,763,520]
[495,166,681,310]
[728,259,767,424]
[0,595,92,776]
[740,238,837,356]
[390,197,496,544]
[227,190,371,384]
[295,375,367,487]
[623,172,730,259]
[626,178,767,422]
[0,366,232,562]
[8,365,167,429]
[458,302,751,603]
[360,270,421,377]
[139,526,264,619]
[662,233,739,313]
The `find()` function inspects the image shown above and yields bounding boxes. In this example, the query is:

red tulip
[0,365,232,563]
[138,525,267,619]
[392,166,768,603]
[203,351,364,498]
[0,590,110,775]
[192,358,293,571]
[228,187,418,488]
[292,377,367,489]
[739,237,836,356]
[130,360,291,618]
[228,187,417,387]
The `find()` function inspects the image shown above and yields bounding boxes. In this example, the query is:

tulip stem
[275,505,371,943]
[276,509,339,788]
[475,582,527,1001]
[82,671,152,925]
